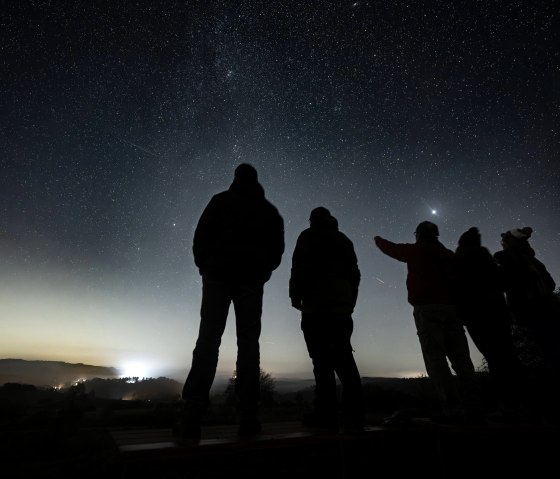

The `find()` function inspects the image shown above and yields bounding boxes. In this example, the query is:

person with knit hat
[373,221,481,423]
[494,227,560,379]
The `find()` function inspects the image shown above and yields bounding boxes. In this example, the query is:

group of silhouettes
[173,163,560,440]
[376,222,560,426]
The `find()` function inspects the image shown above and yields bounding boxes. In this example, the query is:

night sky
[1,1,558,383]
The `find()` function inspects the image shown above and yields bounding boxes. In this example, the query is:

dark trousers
[519,295,560,377]
[182,276,263,419]
[512,296,560,414]
[464,308,525,407]
[413,304,478,409]
[301,313,364,423]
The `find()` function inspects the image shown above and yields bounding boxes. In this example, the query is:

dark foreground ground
[1,416,558,479]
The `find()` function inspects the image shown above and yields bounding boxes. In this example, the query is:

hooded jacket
[290,214,360,314]
[192,176,284,283]
[454,228,511,322]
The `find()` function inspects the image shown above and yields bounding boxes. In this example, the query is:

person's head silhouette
[500,227,533,249]
[414,221,439,240]
[458,227,481,249]
[234,163,258,182]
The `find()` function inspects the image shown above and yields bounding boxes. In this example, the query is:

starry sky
[1,1,559,383]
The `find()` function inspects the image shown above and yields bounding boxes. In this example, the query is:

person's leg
[527,297,560,378]
[302,313,339,427]
[464,318,489,362]
[521,298,560,421]
[332,315,364,430]
[413,305,461,410]
[182,277,231,418]
[444,306,475,377]
[233,281,264,433]
[443,306,481,414]
[480,310,525,408]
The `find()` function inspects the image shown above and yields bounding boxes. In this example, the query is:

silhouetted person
[374,221,481,423]
[455,227,526,420]
[175,164,284,439]
[290,207,364,432]
[494,227,560,379]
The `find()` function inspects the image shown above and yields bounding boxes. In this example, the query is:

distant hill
[361,376,430,395]
[0,359,118,387]
[273,376,427,395]
[268,376,434,406]
[83,376,182,400]
[0,359,431,400]
[267,378,316,394]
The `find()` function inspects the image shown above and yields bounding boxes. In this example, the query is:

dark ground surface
[1,416,558,479]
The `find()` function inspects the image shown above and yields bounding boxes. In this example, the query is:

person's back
[290,209,360,314]
[193,164,284,283]
[374,222,456,306]
[455,227,509,316]
[494,227,556,314]
[176,164,284,440]
[290,207,364,432]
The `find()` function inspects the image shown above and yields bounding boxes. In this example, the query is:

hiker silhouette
[290,207,364,433]
[455,227,527,420]
[494,227,560,378]
[374,221,482,423]
[175,163,285,440]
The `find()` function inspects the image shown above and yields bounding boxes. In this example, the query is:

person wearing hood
[176,164,285,439]
[455,227,525,419]
[494,227,560,378]
[290,207,364,432]
[374,221,481,423]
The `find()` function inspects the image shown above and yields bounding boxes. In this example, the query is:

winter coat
[455,245,511,324]
[290,216,360,314]
[192,177,285,283]
[494,243,556,315]
[375,237,456,306]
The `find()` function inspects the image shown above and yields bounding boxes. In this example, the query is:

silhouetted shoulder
[263,197,283,218]
[337,230,354,245]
